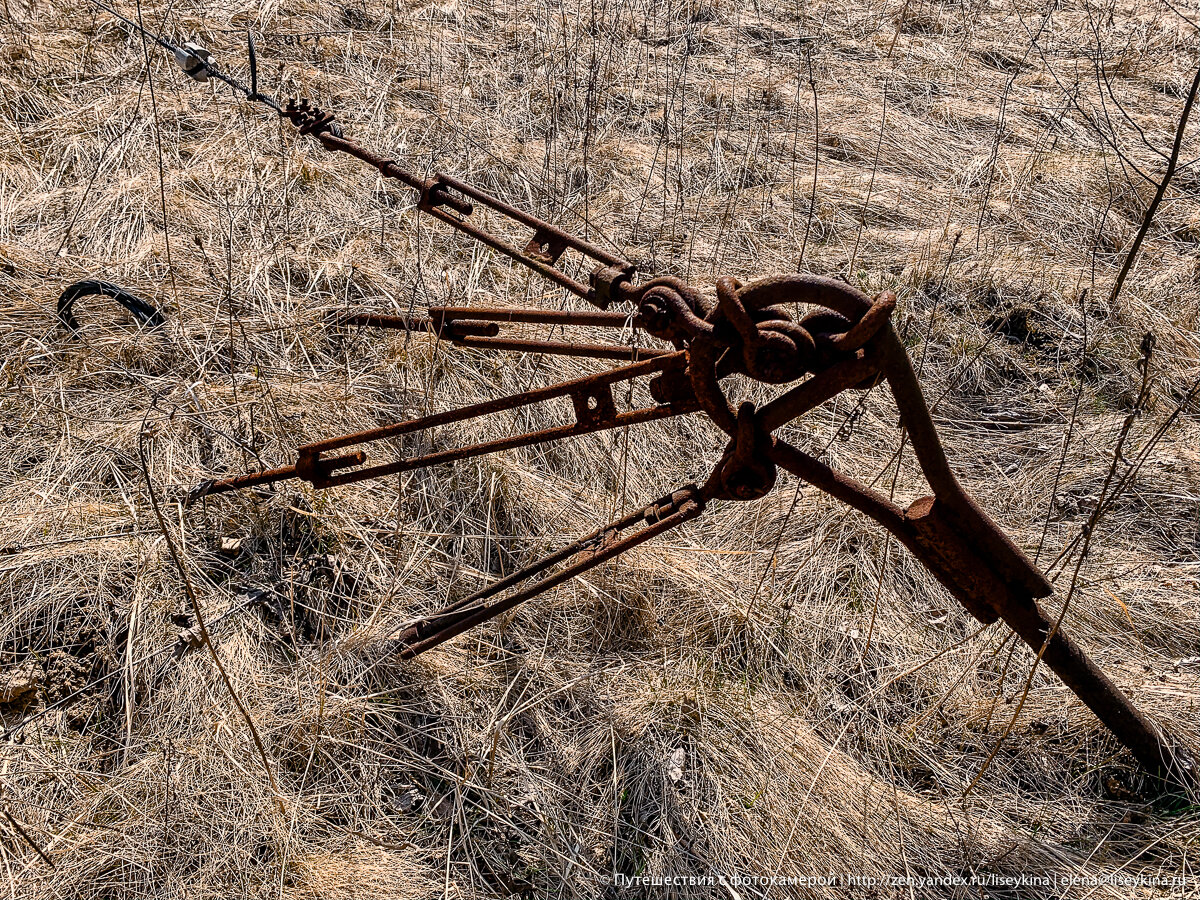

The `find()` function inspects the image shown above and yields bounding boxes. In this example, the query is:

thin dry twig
[137,414,285,813]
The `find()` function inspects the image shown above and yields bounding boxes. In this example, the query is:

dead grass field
[2,0,1200,895]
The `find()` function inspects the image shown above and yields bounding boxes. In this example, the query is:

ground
[2,0,1200,896]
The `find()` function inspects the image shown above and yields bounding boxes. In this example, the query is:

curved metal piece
[734,273,874,321]
[57,280,165,335]
[715,276,816,384]
[828,290,896,353]
[635,277,714,345]
[715,402,776,500]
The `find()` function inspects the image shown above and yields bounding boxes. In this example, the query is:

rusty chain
[68,8,1193,787]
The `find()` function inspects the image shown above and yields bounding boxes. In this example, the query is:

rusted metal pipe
[339,305,653,360]
[333,312,500,338]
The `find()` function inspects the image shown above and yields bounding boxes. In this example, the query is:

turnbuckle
[188,353,697,503]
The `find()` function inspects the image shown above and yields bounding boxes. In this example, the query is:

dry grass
[2,0,1200,896]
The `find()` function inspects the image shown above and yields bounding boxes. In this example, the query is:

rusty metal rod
[878,326,1186,782]
[193,463,308,497]
[767,439,911,538]
[189,451,366,501]
[424,204,594,300]
[333,312,500,337]
[453,335,669,361]
[875,325,1052,599]
[430,306,634,328]
[188,353,691,499]
[1001,592,1190,781]
[397,489,704,657]
[769,436,1188,782]
[311,129,474,216]
[333,307,656,360]
[397,486,695,640]
[749,319,1190,784]
[301,351,684,457]
[318,402,697,488]
[759,353,880,432]
[428,173,631,270]
[286,100,641,309]
[190,402,695,500]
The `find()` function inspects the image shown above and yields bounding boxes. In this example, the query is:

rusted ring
[635,277,712,344]
[826,290,896,353]
[732,273,874,322]
[714,276,817,384]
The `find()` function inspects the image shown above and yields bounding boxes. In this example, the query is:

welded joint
[523,227,569,265]
[571,383,617,427]
[589,264,635,310]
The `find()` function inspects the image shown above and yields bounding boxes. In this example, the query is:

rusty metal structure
[77,9,1191,785]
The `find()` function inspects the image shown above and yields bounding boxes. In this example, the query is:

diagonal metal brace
[695,274,1193,786]
[393,485,705,657]
[188,353,697,503]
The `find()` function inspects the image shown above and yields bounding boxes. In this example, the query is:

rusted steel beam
[285,99,638,309]
[688,274,1191,785]
[874,325,1053,599]
[1001,588,1187,780]
[769,434,1188,781]
[285,99,473,217]
[421,203,598,301]
[337,306,652,360]
[422,173,630,269]
[758,353,880,433]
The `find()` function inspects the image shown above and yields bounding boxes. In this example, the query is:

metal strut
[188,352,698,503]
[394,486,706,658]
[83,7,1189,786]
